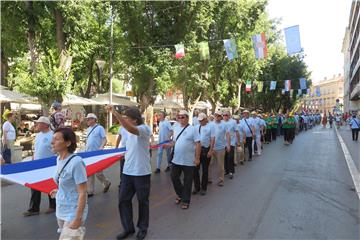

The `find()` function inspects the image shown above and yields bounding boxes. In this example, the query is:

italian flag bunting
[246,81,251,92]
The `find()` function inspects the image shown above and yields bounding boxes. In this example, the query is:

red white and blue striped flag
[0,141,170,194]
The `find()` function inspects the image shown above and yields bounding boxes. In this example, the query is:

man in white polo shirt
[222,111,238,179]
[85,113,111,197]
[193,113,215,195]
[168,110,201,209]
[23,116,56,216]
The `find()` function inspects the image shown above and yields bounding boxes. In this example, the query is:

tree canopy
[1,0,310,114]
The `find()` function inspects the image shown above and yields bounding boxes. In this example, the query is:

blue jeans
[156,146,171,169]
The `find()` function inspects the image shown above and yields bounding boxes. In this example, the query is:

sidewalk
[337,126,360,172]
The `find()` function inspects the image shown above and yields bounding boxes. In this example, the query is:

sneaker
[103,182,111,193]
[200,189,206,195]
[229,173,233,179]
[192,190,199,195]
[87,193,94,198]
[165,166,171,172]
[57,228,62,234]
[154,168,161,174]
[22,210,40,217]
[217,181,224,187]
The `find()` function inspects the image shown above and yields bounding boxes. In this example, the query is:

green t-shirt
[270,117,278,129]
[265,118,272,129]
[283,117,296,129]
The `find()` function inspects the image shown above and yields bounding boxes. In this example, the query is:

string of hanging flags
[132,25,302,60]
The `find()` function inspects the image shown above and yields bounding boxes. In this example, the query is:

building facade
[303,75,344,114]
[343,0,360,113]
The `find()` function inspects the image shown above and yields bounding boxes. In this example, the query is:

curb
[334,127,360,200]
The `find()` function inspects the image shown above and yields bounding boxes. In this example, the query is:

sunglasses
[223,114,229,116]
[178,116,187,119]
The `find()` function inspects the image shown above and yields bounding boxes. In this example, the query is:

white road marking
[335,127,360,200]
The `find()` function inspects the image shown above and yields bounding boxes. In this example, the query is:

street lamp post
[109,5,114,128]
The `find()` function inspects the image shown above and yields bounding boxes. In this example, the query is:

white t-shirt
[2,121,16,141]
[192,116,200,126]
[34,131,54,160]
[224,119,238,146]
[197,123,215,148]
[241,118,255,137]
[123,125,151,176]
[172,124,200,166]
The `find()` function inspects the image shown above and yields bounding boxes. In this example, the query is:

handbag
[170,124,190,162]
[59,226,85,240]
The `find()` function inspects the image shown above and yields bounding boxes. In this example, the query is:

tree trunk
[42,103,50,117]
[1,49,8,87]
[84,56,94,98]
[54,8,65,52]
[26,1,37,75]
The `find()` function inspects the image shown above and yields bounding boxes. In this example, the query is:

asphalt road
[1,126,359,239]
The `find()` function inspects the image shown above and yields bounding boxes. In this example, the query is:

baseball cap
[51,101,62,110]
[243,110,250,114]
[251,111,257,115]
[215,110,222,116]
[198,113,208,121]
[233,115,240,120]
[35,116,51,125]
[178,110,189,116]
[85,113,98,119]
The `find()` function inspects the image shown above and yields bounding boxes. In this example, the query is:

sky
[267,0,353,83]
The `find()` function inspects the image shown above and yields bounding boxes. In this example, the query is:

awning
[192,101,211,109]
[62,94,103,106]
[92,93,138,106]
[0,86,37,104]
[154,99,183,109]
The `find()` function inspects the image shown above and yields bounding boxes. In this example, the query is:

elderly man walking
[155,111,173,173]
[85,113,111,197]
[23,117,56,216]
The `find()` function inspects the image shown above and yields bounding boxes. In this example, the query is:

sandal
[175,197,181,205]
[181,203,190,210]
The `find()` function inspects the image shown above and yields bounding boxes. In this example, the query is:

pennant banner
[223,39,238,60]
[281,89,285,95]
[307,88,310,95]
[298,89,302,96]
[290,89,294,99]
[299,78,307,90]
[284,80,291,92]
[315,86,321,97]
[257,82,264,92]
[284,25,302,55]
[0,141,170,194]
[199,41,210,60]
[175,44,185,59]
[252,33,268,59]
[270,81,277,90]
[246,81,251,92]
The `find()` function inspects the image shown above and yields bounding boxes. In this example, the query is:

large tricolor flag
[0,141,170,194]
[252,33,268,60]
[175,44,185,59]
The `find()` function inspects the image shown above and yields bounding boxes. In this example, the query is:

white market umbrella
[154,99,183,109]
[92,93,138,107]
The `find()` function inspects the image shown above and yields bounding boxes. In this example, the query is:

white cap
[233,115,240,120]
[178,110,189,116]
[198,112,207,121]
[35,116,51,125]
[215,110,222,115]
[85,113,97,119]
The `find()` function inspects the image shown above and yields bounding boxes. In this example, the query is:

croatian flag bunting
[284,25,302,55]
[0,141,170,194]
[299,78,307,90]
[252,33,268,60]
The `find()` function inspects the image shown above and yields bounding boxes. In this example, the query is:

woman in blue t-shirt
[50,127,88,235]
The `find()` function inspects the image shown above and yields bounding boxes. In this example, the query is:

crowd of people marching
[2,102,360,240]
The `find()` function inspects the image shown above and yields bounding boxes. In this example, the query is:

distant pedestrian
[2,112,16,163]
[50,101,65,129]
[241,110,255,161]
[223,111,237,179]
[322,113,327,128]
[349,115,360,141]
